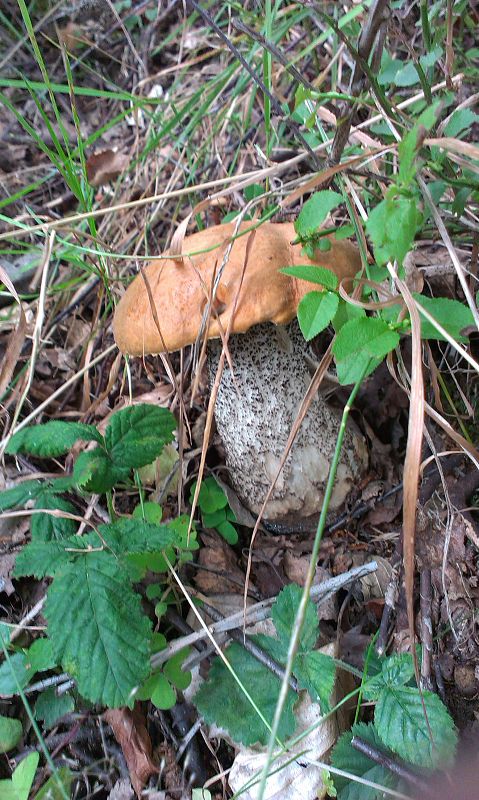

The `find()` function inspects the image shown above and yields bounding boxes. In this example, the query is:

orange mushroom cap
[113,221,361,356]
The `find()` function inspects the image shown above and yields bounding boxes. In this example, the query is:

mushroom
[113,221,368,530]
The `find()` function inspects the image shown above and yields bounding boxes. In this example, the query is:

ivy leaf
[366,190,420,266]
[105,404,176,469]
[374,685,457,769]
[31,494,78,542]
[280,264,339,291]
[45,553,152,707]
[414,294,475,342]
[294,650,335,711]
[194,641,297,746]
[295,191,344,238]
[333,318,399,385]
[297,290,339,341]
[5,421,102,457]
[73,448,129,493]
[331,722,399,798]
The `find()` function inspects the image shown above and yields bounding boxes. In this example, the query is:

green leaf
[35,767,72,800]
[31,494,78,542]
[414,294,475,342]
[331,722,399,798]
[443,108,479,138]
[271,584,318,653]
[332,299,365,333]
[45,553,152,707]
[280,265,339,291]
[164,648,192,691]
[297,290,339,341]
[363,653,414,701]
[194,642,297,746]
[0,716,22,753]
[0,653,31,696]
[216,519,238,544]
[132,501,163,524]
[295,191,344,237]
[14,540,80,579]
[9,753,39,800]
[98,518,176,555]
[374,685,457,769]
[34,688,75,729]
[366,191,420,266]
[193,476,228,514]
[6,421,102,457]
[105,404,176,469]
[73,447,129,493]
[0,480,45,512]
[201,508,227,529]
[150,673,177,710]
[25,638,56,674]
[333,318,399,384]
[294,651,335,711]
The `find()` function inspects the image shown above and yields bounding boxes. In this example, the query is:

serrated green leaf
[45,553,152,707]
[73,448,129,493]
[331,722,398,797]
[0,716,22,753]
[366,191,420,266]
[194,642,297,746]
[363,653,415,701]
[414,294,475,342]
[164,648,192,691]
[34,688,75,729]
[295,651,335,711]
[0,480,45,512]
[297,290,339,340]
[31,494,78,542]
[280,265,339,290]
[375,686,457,769]
[333,318,399,384]
[295,191,344,237]
[271,584,318,652]
[13,539,78,578]
[6,421,102,457]
[132,501,163,524]
[105,404,176,469]
[332,299,365,334]
[98,518,176,555]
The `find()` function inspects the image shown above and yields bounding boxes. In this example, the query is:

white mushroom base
[208,320,368,528]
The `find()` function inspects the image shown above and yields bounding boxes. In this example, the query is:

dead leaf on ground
[104,706,157,798]
[283,554,337,620]
[0,553,17,596]
[194,531,247,594]
[86,149,129,187]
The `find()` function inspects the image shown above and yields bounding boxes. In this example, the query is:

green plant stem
[106,491,116,522]
[256,361,371,800]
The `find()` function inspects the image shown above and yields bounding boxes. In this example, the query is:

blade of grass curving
[256,361,371,800]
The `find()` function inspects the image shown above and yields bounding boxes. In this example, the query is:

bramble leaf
[194,642,297,746]
[5,421,102,457]
[294,650,335,711]
[31,494,78,541]
[271,583,318,652]
[331,722,399,798]
[297,290,339,341]
[374,685,457,769]
[45,553,152,707]
[280,264,339,291]
[0,480,46,512]
[73,448,129,493]
[105,404,176,469]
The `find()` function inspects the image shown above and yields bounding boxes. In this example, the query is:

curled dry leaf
[104,707,157,798]
[194,531,247,595]
[86,149,129,187]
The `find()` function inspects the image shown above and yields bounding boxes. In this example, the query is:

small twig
[196,599,300,693]
[351,736,431,792]
[375,558,401,657]
[420,569,434,691]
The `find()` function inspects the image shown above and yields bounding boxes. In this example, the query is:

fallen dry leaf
[194,531,246,594]
[86,149,129,187]
[104,707,157,798]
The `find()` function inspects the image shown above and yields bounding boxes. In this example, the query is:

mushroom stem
[208,319,368,530]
